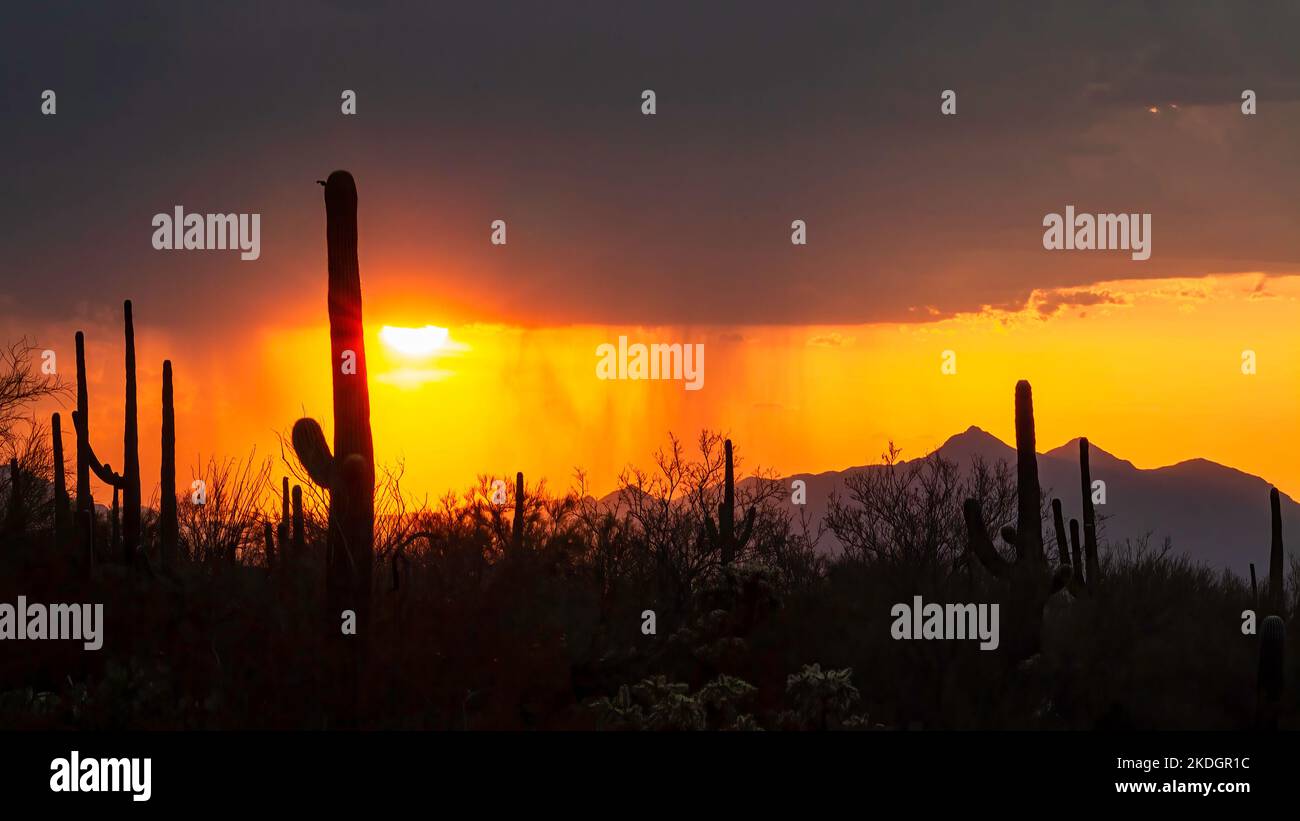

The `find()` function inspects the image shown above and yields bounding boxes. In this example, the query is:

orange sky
[12,270,1299,509]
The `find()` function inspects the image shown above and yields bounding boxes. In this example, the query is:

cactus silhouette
[263,521,276,571]
[3,458,24,540]
[1079,438,1101,591]
[704,439,755,566]
[51,412,69,548]
[1257,614,1285,729]
[160,360,178,569]
[1268,487,1284,615]
[963,381,1045,579]
[291,485,305,556]
[962,381,1056,658]
[72,331,93,563]
[1068,518,1084,594]
[1050,498,1069,568]
[109,481,121,557]
[75,301,142,565]
[291,170,375,659]
[511,472,525,552]
[277,477,291,558]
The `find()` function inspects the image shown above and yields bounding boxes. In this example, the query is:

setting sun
[380,324,450,357]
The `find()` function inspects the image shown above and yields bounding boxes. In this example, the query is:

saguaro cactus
[277,477,291,559]
[1269,487,1284,615]
[291,170,376,640]
[73,332,93,561]
[963,381,1046,579]
[110,483,121,556]
[1257,614,1285,729]
[511,472,525,552]
[263,521,276,571]
[51,413,70,547]
[160,360,178,569]
[76,301,143,565]
[3,458,24,540]
[1079,438,1100,590]
[291,485,305,556]
[704,439,756,566]
[1051,498,1070,568]
[1069,518,1084,593]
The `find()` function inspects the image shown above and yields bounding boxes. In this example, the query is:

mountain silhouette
[605,427,1297,578]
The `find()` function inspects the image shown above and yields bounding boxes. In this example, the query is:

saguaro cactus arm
[72,412,126,489]
[963,499,1013,578]
[292,417,336,487]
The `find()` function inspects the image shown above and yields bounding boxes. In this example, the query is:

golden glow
[380,325,450,357]
[24,272,1300,505]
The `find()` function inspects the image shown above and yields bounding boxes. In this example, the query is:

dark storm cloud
[4,0,1300,331]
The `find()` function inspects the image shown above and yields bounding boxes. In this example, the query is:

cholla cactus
[784,663,861,730]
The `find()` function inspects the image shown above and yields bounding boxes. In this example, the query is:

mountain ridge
[601,426,1297,577]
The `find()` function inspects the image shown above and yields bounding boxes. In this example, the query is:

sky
[3,1,1300,503]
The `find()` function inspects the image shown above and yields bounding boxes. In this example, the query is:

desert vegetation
[0,171,1290,731]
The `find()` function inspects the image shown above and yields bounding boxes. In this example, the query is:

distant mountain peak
[928,426,1013,462]
[1042,437,1135,470]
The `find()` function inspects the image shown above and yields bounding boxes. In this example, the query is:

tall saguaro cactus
[120,300,141,561]
[963,381,1046,579]
[160,360,178,569]
[291,485,305,556]
[1269,487,1284,615]
[511,471,525,552]
[1050,498,1069,567]
[277,477,291,555]
[962,381,1054,658]
[1079,438,1100,590]
[291,170,376,643]
[51,412,70,548]
[3,458,24,539]
[704,439,756,566]
[73,332,93,562]
[78,301,142,565]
